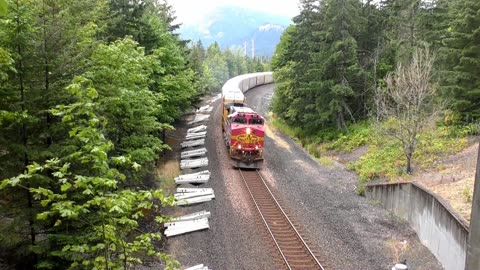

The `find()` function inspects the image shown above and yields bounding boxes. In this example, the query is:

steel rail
[239,169,325,270]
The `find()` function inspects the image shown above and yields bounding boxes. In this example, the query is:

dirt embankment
[409,141,478,222]
[333,136,479,223]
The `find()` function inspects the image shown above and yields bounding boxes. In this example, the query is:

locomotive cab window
[249,118,263,125]
[233,117,247,124]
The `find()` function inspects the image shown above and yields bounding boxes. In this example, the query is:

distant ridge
[178,6,292,57]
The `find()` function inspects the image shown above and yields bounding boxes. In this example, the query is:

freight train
[221,72,273,169]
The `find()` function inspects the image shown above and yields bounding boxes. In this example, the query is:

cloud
[170,0,299,25]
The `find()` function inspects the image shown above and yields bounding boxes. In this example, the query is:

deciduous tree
[374,48,440,173]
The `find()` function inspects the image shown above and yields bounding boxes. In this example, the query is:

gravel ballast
[165,84,443,270]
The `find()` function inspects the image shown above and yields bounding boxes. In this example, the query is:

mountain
[177,6,292,57]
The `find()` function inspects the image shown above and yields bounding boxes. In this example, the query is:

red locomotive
[221,73,272,169]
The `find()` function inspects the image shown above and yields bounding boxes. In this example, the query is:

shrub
[415,128,468,168]
[349,141,405,183]
[324,121,372,152]
[463,188,473,203]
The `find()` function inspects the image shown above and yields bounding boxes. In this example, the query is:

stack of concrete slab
[187,114,210,125]
[187,125,207,134]
[180,157,208,169]
[181,148,207,159]
[175,170,211,185]
[166,102,215,239]
[164,211,211,237]
[208,94,221,104]
[185,131,207,140]
[196,105,213,113]
[180,139,205,148]
[185,264,211,270]
[175,188,215,206]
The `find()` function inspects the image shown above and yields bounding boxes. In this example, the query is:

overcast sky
[170,0,300,25]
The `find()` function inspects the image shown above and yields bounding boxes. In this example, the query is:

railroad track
[239,169,326,270]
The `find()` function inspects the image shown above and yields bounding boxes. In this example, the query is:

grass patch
[270,114,304,145]
[318,156,335,167]
[350,125,468,191]
[269,114,470,195]
[155,160,179,190]
[324,121,373,152]
[348,140,405,194]
[414,127,468,169]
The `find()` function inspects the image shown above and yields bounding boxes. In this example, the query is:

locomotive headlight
[246,127,251,135]
[237,144,242,149]
[255,145,259,150]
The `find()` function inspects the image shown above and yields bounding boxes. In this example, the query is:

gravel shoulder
[164,95,276,269]
[163,84,443,270]
[246,84,443,270]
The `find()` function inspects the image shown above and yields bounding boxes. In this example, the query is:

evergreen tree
[2,77,178,269]
[0,1,43,266]
[275,0,324,131]
[440,0,480,121]
[204,42,228,90]
[188,40,206,76]
[272,0,366,132]
[224,49,239,78]
[0,0,198,268]
[316,0,366,130]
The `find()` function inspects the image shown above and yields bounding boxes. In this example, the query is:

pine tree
[0,1,42,266]
[188,40,206,76]
[278,0,324,131]
[440,0,480,121]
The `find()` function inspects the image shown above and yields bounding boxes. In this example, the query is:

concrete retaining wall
[366,182,469,270]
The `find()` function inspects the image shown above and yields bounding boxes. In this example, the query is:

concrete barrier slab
[180,157,208,169]
[180,139,205,148]
[187,125,207,133]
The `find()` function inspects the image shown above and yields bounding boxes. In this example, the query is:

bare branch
[374,48,441,174]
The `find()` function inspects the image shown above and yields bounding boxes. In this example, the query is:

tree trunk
[16,0,37,266]
[336,111,346,131]
[406,154,412,174]
[43,0,52,146]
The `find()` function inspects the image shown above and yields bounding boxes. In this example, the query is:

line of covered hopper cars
[221,72,273,169]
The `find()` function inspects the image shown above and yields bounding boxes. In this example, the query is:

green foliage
[271,25,295,71]
[0,0,6,16]
[2,77,178,269]
[270,115,305,144]
[318,156,334,167]
[350,123,468,185]
[0,0,198,268]
[436,110,480,137]
[414,127,468,168]
[81,38,168,180]
[272,114,470,195]
[324,122,372,152]
[272,0,368,132]
[439,0,480,121]
[349,140,405,184]
[187,39,269,94]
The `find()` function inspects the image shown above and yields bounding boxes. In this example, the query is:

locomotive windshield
[232,117,247,124]
[249,118,263,125]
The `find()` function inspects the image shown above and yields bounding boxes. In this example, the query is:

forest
[271,0,480,189]
[2,0,479,268]
[0,0,267,269]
